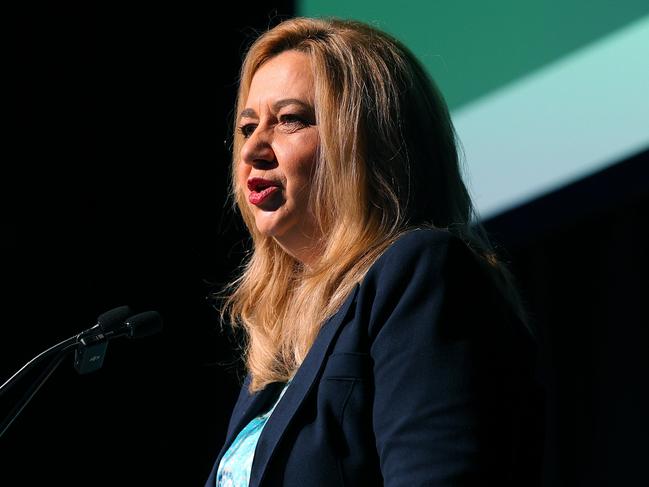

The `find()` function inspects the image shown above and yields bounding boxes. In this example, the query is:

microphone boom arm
[0,307,161,439]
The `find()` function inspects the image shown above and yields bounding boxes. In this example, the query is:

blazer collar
[211,284,359,486]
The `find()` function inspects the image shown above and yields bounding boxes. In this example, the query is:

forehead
[245,50,315,107]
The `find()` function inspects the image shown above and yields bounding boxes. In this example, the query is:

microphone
[73,305,135,374]
[0,306,163,438]
[79,304,135,337]
[0,305,135,394]
[108,310,164,339]
[73,310,163,374]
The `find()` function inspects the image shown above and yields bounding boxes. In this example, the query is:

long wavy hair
[221,17,528,392]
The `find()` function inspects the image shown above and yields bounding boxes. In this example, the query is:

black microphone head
[97,305,134,332]
[124,311,163,338]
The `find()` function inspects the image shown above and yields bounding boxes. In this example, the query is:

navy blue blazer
[206,229,541,486]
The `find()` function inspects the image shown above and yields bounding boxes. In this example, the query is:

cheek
[236,161,250,190]
[285,145,318,190]
[285,161,315,201]
[299,156,318,195]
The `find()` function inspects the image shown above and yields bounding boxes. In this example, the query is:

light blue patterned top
[216,380,291,487]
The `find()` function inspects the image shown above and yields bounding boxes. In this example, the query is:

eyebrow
[238,98,313,120]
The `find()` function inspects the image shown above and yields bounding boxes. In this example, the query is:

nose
[240,126,277,169]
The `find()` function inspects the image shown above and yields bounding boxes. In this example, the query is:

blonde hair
[221,17,528,392]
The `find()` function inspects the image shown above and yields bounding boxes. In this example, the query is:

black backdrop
[4,4,649,487]
[4,3,292,486]
[484,150,649,487]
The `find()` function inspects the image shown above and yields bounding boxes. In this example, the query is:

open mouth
[247,178,280,192]
[247,178,281,205]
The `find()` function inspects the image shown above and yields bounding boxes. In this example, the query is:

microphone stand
[0,348,71,437]
[0,304,134,398]
[0,335,80,398]
[0,308,162,439]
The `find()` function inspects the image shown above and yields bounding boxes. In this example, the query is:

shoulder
[355,226,517,337]
[354,228,457,332]
[370,228,455,272]
[363,227,465,287]
[381,227,452,260]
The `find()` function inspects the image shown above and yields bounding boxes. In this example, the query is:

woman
[207,17,541,487]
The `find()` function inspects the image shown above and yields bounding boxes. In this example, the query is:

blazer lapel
[211,376,284,477]
[249,284,359,487]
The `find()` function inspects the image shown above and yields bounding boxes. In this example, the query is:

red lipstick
[247,178,281,206]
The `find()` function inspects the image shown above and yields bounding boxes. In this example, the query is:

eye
[238,123,257,139]
[279,114,309,130]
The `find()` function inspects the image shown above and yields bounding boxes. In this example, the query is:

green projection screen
[299,1,649,218]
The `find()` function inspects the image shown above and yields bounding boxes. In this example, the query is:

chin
[254,219,285,239]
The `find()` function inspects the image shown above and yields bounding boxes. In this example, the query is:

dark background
[4,3,291,486]
[3,3,648,486]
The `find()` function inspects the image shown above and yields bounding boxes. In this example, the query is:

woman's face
[237,50,321,264]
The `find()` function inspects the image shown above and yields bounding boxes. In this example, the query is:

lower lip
[249,186,280,205]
